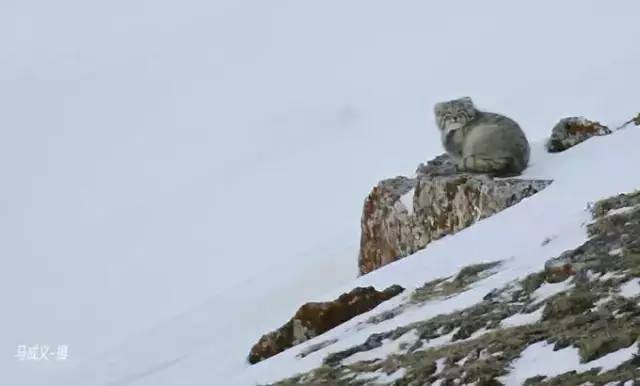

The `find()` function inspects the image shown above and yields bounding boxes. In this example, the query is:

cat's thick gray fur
[434,97,530,176]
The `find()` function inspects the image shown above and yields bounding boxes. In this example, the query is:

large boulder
[546,117,611,153]
[247,284,404,364]
[358,155,552,275]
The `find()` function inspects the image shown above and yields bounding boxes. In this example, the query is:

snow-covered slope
[2,1,640,385]
[59,121,640,386]
[235,127,640,385]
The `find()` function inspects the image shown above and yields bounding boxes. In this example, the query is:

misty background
[1,1,639,384]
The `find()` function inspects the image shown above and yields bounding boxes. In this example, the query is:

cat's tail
[459,155,525,176]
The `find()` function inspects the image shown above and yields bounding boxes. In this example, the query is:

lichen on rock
[358,154,551,275]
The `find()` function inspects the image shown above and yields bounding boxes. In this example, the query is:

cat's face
[434,97,477,131]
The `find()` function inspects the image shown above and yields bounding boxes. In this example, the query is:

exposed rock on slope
[545,117,611,153]
[275,190,640,386]
[358,155,551,275]
[248,285,404,364]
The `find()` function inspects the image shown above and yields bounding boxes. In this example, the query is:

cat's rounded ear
[460,96,474,104]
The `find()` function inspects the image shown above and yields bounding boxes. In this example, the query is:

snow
[500,307,544,328]
[353,368,406,385]
[418,330,458,351]
[2,1,640,386]
[604,382,634,386]
[343,329,419,364]
[500,341,638,385]
[465,327,490,341]
[400,189,416,216]
[618,279,640,298]
[593,296,613,310]
[46,126,640,386]
[374,368,407,384]
[531,279,573,304]
[231,127,640,386]
[608,248,624,256]
[599,272,627,282]
[434,357,447,375]
[353,372,380,382]
[604,205,638,217]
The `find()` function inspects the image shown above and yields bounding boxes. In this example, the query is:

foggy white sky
[1,1,639,384]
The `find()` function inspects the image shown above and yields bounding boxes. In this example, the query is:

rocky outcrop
[546,117,611,153]
[358,155,552,275]
[248,285,404,364]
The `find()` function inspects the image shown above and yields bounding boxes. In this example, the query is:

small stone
[546,117,611,153]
